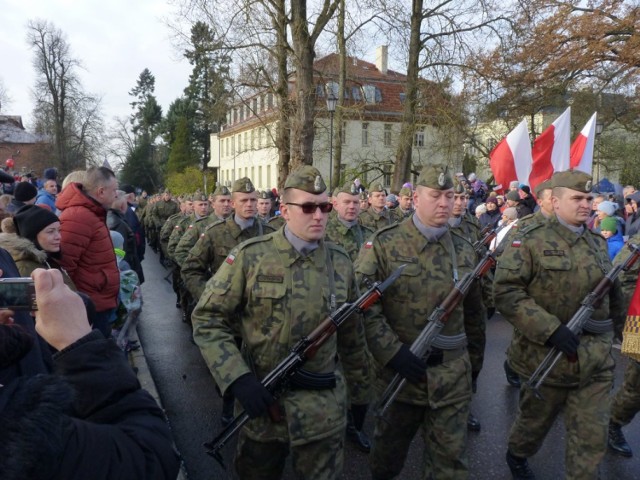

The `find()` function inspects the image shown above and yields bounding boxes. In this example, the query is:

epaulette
[237,233,274,250]
[450,228,474,247]
[202,218,227,233]
[325,241,350,261]
[514,221,545,237]
[367,221,400,239]
[195,216,212,223]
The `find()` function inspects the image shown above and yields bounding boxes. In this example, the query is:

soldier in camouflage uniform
[500,179,554,389]
[448,180,486,432]
[142,195,159,251]
[325,181,374,452]
[256,190,274,223]
[359,191,369,211]
[494,170,624,480]
[183,178,275,425]
[396,186,414,219]
[355,165,484,480]
[192,166,369,479]
[150,190,179,260]
[359,183,396,231]
[159,196,193,307]
[607,234,640,457]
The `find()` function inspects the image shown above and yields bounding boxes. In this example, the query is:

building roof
[0,115,48,144]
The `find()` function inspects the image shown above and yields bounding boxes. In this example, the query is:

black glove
[229,373,275,418]
[350,404,368,431]
[387,344,427,384]
[546,325,580,357]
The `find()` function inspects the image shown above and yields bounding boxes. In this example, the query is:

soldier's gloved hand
[230,373,275,418]
[387,344,427,384]
[546,325,580,357]
[350,404,368,431]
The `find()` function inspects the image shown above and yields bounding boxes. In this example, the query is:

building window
[251,166,255,181]
[325,81,339,99]
[252,98,258,115]
[267,93,273,109]
[316,84,325,97]
[362,122,369,146]
[363,85,376,104]
[267,165,271,187]
[233,108,238,123]
[384,124,392,146]
[258,166,263,187]
[237,135,241,152]
[244,132,249,151]
[383,164,392,186]
[250,130,255,150]
[399,93,406,104]
[414,127,425,147]
[341,121,346,145]
[352,86,362,101]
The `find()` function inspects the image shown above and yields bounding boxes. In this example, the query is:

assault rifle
[473,226,497,255]
[204,264,406,467]
[527,243,640,399]
[377,250,496,417]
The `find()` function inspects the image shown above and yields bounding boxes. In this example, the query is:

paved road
[138,251,640,479]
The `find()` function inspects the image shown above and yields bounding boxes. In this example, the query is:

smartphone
[0,278,37,311]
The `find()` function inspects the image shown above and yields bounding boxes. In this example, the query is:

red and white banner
[489,119,532,194]
[569,112,598,173]
[529,107,571,192]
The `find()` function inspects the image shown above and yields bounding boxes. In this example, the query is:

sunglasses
[286,202,333,214]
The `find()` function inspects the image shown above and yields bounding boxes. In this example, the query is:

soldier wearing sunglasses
[192,166,370,479]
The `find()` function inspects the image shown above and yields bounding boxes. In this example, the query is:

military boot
[506,450,535,479]
[504,360,521,388]
[346,408,371,453]
[608,422,633,457]
[467,412,481,432]
[220,395,235,427]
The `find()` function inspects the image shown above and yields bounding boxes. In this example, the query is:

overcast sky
[1,0,192,129]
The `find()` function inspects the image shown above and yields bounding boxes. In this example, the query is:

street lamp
[595,121,604,185]
[325,87,338,190]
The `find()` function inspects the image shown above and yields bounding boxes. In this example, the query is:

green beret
[258,190,273,200]
[232,177,255,193]
[359,191,368,201]
[551,170,593,193]
[399,187,413,197]
[452,180,466,195]
[284,166,326,193]
[369,182,385,193]
[534,179,552,198]
[212,185,231,196]
[334,181,360,196]
[416,165,453,190]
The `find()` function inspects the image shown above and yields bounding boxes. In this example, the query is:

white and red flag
[529,107,571,192]
[569,112,598,173]
[489,119,532,194]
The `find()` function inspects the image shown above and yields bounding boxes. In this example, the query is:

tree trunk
[332,0,346,191]
[274,0,291,190]
[392,0,423,192]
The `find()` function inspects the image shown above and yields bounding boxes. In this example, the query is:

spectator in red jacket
[55,167,120,337]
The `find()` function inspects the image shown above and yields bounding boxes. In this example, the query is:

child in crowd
[600,216,624,260]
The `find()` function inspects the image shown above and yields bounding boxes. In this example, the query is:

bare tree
[27,19,104,173]
[0,78,10,113]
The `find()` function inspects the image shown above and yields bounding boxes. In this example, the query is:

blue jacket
[606,232,625,261]
[35,190,57,212]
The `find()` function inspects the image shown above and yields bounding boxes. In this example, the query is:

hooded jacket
[0,233,76,290]
[55,183,119,311]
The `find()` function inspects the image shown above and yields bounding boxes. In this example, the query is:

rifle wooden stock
[377,250,496,416]
[204,264,406,467]
[527,243,640,399]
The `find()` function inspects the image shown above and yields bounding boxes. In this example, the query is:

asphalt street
[137,250,640,479]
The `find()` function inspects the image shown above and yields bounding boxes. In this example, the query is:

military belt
[583,318,613,334]
[431,333,467,350]
[289,369,336,390]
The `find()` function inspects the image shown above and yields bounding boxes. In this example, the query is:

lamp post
[595,121,604,186]
[325,89,338,190]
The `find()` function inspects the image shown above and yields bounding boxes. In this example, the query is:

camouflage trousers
[370,399,469,480]
[464,313,486,380]
[234,429,344,480]
[611,360,640,426]
[509,373,613,480]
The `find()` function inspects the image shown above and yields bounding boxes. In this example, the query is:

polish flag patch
[364,241,373,249]
[225,254,235,265]
[511,240,522,248]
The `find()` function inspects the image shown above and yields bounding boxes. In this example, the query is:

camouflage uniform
[150,194,179,255]
[325,209,374,264]
[494,171,623,479]
[182,213,275,300]
[359,183,396,231]
[173,216,219,266]
[268,215,286,230]
[192,166,369,479]
[355,166,483,480]
[160,210,187,259]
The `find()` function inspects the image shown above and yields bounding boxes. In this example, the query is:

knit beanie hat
[13,205,59,244]
[600,217,618,233]
[597,201,617,217]
[13,182,38,202]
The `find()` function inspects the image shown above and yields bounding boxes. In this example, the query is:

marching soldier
[494,170,623,479]
[359,191,369,211]
[192,166,369,478]
[396,186,414,219]
[359,183,396,231]
[355,165,484,479]
[150,190,179,260]
[256,190,274,223]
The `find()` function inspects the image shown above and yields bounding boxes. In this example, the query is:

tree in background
[27,19,104,173]
[165,166,216,195]
[129,68,163,138]
[0,78,10,112]
[166,116,196,173]
[119,135,164,193]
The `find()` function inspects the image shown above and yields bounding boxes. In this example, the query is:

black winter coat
[0,331,180,480]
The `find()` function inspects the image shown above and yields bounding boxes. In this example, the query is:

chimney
[375,45,388,75]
